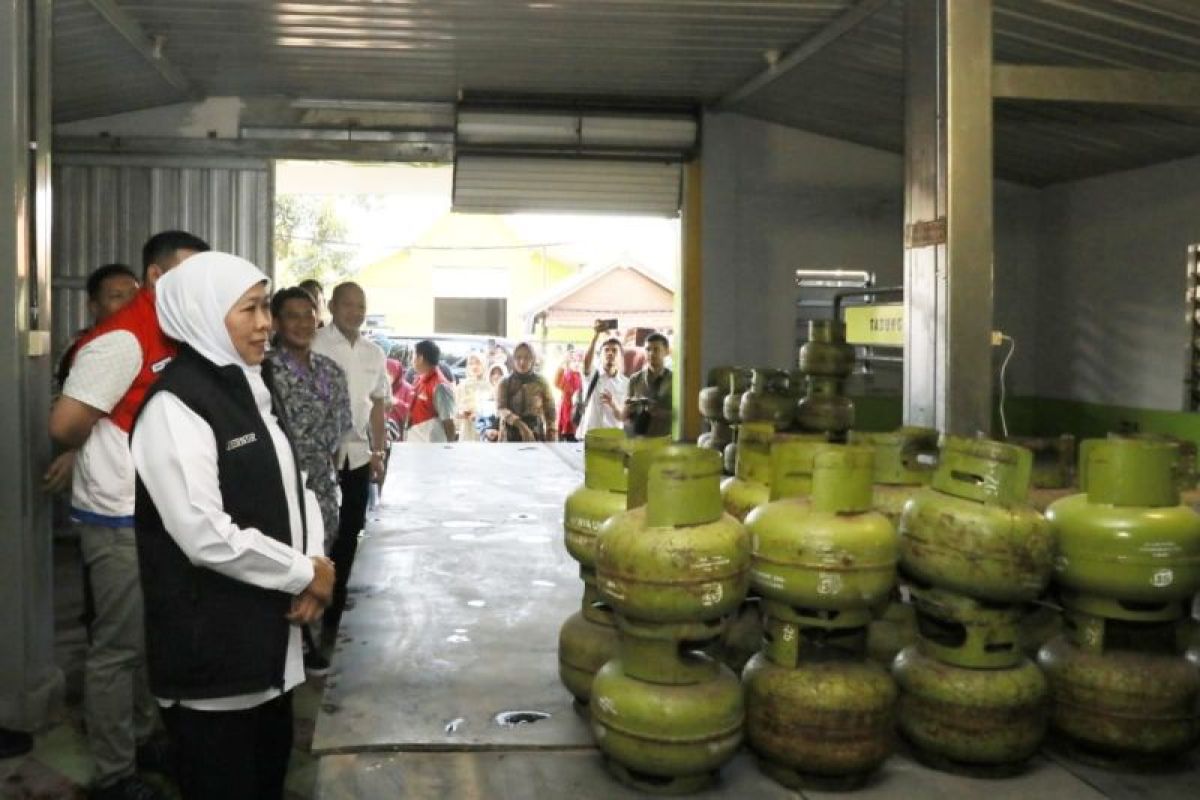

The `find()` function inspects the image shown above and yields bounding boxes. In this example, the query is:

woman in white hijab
[131,252,334,800]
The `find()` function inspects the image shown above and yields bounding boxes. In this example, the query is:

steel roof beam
[716,0,892,109]
[994,64,1200,107]
[83,0,195,97]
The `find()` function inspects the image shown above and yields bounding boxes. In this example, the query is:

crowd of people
[377,322,674,445]
[26,230,673,799]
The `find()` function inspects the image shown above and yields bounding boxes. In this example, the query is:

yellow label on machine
[844,303,904,347]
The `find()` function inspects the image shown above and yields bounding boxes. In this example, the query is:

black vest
[134,344,307,700]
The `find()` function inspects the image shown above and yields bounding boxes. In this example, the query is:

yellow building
[354,213,577,337]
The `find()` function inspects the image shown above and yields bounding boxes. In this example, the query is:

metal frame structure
[1187,244,1200,412]
[0,0,61,732]
[903,0,995,436]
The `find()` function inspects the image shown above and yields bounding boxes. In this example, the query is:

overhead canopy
[52,0,1200,186]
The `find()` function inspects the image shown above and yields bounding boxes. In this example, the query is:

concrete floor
[5,445,1196,799]
[311,442,1200,800]
[0,526,335,799]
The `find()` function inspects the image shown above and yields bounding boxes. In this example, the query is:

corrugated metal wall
[453,155,682,216]
[51,153,272,360]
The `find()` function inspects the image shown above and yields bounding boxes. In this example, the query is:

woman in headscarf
[496,341,557,442]
[454,350,492,441]
[131,252,334,800]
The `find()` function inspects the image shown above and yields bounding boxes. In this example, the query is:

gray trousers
[79,524,158,786]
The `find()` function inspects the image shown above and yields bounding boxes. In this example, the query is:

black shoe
[90,775,167,800]
[0,726,33,759]
[135,733,173,774]
[303,640,332,677]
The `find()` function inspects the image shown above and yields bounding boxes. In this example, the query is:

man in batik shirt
[268,287,352,549]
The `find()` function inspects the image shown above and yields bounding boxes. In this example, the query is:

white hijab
[156,251,270,370]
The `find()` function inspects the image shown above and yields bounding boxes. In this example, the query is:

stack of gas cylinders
[558,430,668,712]
[590,445,750,793]
[894,436,1055,774]
[562,424,1200,792]
[852,427,939,664]
[700,319,857,479]
[795,319,855,436]
[1040,437,1200,765]
[696,366,745,462]
[557,429,632,713]
[743,440,899,788]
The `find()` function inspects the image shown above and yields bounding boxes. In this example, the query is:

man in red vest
[407,339,457,443]
[48,230,209,800]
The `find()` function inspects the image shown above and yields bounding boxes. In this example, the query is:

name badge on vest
[226,432,258,451]
[151,356,173,373]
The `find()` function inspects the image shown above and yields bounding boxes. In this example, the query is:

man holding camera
[622,331,673,438]
[576,319,628,438]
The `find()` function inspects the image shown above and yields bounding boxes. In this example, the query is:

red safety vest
[71,287,177,433]
[408,368,447,428]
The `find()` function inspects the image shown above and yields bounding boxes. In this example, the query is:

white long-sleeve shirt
[132,372,324,711]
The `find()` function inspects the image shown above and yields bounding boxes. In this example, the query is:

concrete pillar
[903,0,994,435]
[0,0,61,731]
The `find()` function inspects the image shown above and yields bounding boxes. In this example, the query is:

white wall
[700,111,1042,397]
[700,112,903,378]
[1035,154,1200,411]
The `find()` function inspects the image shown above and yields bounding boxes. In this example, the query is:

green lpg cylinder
[722,370,750,426]
[1038,617,1200,762]
[563,429,629,571]
[596,446,750,624]
[798,319,854,379]
[722,441,738,477]
[558,580,620,710]
[698,366,743,422]
[743,622,896,789]
[893,645,1048,772]
[850,427,937,663]
[697,420,732,453]
[766,433,826,500]
[739,368,794,431]
[796,379,855,436]
[623,436,670,511]
[899,436,1053,603]
[748,445,897,629]
[721,421,774,522]
[851,427,939,525]
[590,656,744,794]
[910,585,1025,669]
[1047,438,1200,621]
[796,320,855,435]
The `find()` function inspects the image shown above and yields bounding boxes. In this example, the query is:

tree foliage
[274,194,354,286]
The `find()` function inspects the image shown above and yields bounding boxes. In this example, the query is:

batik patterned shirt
[267,349,353,547]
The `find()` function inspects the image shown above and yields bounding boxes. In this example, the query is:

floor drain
[494,710,551,727]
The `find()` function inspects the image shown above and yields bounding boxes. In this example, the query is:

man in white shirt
[577,319,629,438]
[48,230,209,800]
[311,282,390,634]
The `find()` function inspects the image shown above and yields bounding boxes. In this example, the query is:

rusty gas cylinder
[740,368,794,431]
[743,620,895,789]
[747,445,896,629]
[1038,615,1200,762]
[596,446,750,624]
[893,645,1048,772]
[899,436,1053,604]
